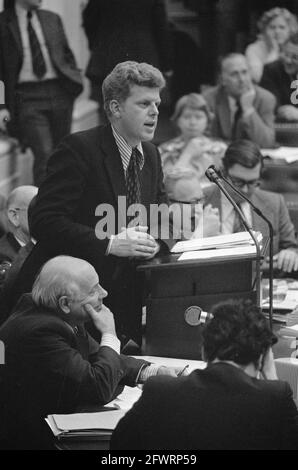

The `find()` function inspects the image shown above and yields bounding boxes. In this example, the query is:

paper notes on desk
[171,231,262,255]
[179,245,257,261]
[46,409,126,440]
[262,289,298,312]
[261,147,298,163]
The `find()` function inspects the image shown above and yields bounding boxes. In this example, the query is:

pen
[178,364,189,377]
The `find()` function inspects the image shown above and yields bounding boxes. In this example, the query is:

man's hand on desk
[138,364,190,384]
[264,249,298,273]
[156,365,189,377]
[277,105,298,122]
[109,226,159,258]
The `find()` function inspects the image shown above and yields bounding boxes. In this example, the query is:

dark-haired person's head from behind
[202,299,277,375]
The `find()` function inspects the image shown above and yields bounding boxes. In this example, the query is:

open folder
[46,409,126,440]
[171,231,263,254]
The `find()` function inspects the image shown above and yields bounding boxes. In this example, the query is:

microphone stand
[214,168,274,330]
[205,169,262,319]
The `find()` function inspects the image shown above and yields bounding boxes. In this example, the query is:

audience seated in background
[261,32,298,122]
[0,255,182,450]
[0,185,37,283]
[159,93,226,186]
[204,140,298,274]
[246,8,298,83]
[164,168,220,239]
[203,53,276,148]
[111,299,298,450]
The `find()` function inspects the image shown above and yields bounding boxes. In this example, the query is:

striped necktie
[27,10,47,79]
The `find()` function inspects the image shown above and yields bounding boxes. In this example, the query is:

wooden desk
[138,251,260,359]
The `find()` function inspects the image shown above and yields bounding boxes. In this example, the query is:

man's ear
[59,296,71,314]
[7,208,19,228]
[109,100,122,118]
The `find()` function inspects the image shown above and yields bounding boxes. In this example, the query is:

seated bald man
[0,185,38,284]
[0,185,38,262]
[164,168,220,239]
[0,255,181,449]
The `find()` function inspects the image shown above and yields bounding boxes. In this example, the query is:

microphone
[205,166,221,183]
[205,165,263,321]
[208,165,274,330]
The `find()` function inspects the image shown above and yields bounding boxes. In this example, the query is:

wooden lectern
[138,251,261,360]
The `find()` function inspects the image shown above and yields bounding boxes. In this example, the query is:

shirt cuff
[106,235,115,255]
[100,333,121,354]
[136,364,161,384]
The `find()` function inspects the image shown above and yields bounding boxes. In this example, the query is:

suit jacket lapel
[36,10,53,59]
[100,126,127,203]
[139,146,152,205]
[251,191,272,235]
[217,87,232,139]
[7,9,23,59]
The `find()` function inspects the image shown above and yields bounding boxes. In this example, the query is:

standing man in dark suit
[0,0,83,186]
[111,299,298,450]
[18,61,172,347]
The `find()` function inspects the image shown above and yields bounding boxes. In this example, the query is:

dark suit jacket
[16,125,171,341]
[83,0,171,84]
[0,8,83,134]
[260,59,297,110]
[110,362,298,450]
[0,240,34,326]
[203,84,276,147]
[0,294,148,449]
[204,185,298,255]
[0,231,21,263]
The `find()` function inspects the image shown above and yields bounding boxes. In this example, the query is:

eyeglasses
[227,175,260,189]
[170,197,205,205]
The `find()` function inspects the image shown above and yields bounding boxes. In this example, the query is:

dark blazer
[110,362,298,450]
[260,59,297,109]
[204,185,298,256]
[203,84,276,147]
[0,8,83,133]
[0,240,34,326]
[0,294,148,449]
[0,231,21,263]
[15,125,171,341]
[83,0,171,84]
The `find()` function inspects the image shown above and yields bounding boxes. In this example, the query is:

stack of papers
[46,409,126,440]
[171,231,262,254]
[262,290,298,312]
[261,147,298,163]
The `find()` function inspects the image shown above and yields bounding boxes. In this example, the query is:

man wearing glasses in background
[261,32,298,122]
[204,139,298,274]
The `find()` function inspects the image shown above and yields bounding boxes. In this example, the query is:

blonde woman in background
[245,7,298,83]
[159,93,226,187]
